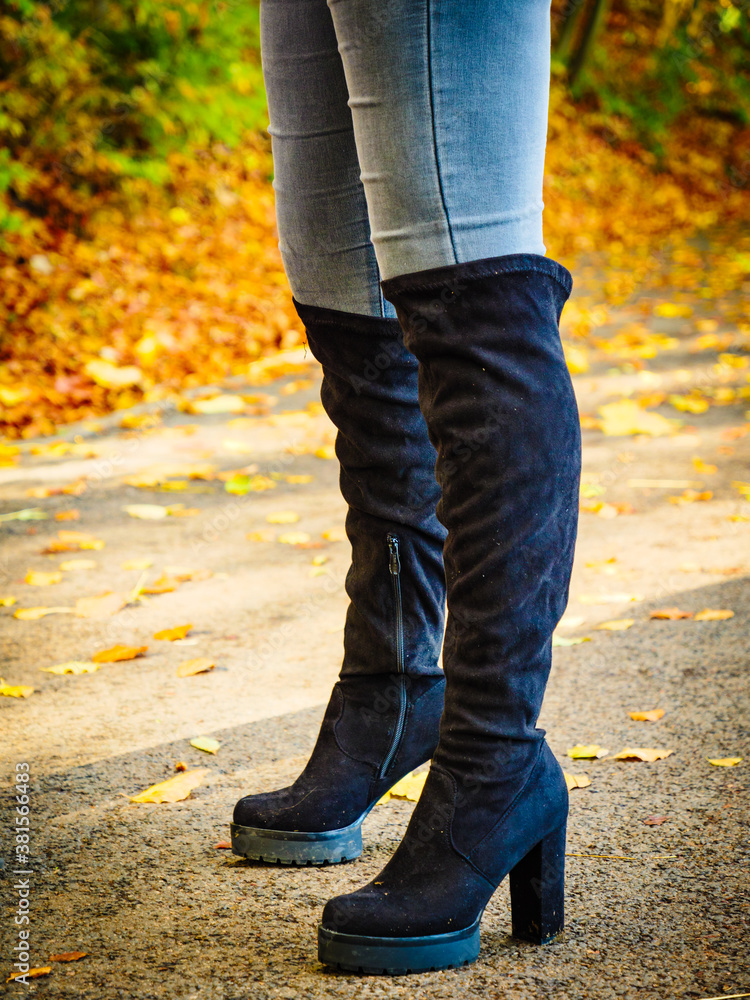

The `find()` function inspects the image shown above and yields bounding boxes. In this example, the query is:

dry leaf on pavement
[707,757,742,767]
[41,661,100,675]
[628,709,666,721]
[154,624,193,641]
[0,595,16,605]
[643,815,668,826]
[266,510,299,524]
[378,770,428,804]
[177,658,215,677]
[278,531,311,545]
[599,399,676,437]
[129,768,209,803]
[650,608,693,620]
[564,772,592,790]
[25,570,62,586]
[694,608,734,621]
[6,967,52,982]
[92,644,147,663]
[13,606,73,619]
[567,745,610,759]
[613,748,674,761]
[0,678,34,698]
[190,736,220,754]
[49,952,87,962]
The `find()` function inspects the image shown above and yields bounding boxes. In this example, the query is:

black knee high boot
[231,302,447,865]
[318,254,581,967]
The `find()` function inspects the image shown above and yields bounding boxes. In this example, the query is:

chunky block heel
[509,823,566,944]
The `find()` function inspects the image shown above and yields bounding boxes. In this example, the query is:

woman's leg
[231,0,448,866]
[326,0,551,277]
[317,0,582,972]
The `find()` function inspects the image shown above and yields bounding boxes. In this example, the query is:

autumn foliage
[0,0,748,438]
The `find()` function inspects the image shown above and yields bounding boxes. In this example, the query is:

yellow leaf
[314,444,336,459]
[595,619,635,631]
[278,531,311,545]
[322,527,346,542]
[14,606,73,620]
[154,624,193,641]
[707,757,742,767]
[0,595,17,606]
[567,745,610,759]
[122,557,154,570]
[378,770,428,804]
[169,206,190,225]
[612,747,674,761]
[141,574,180,594]
[176,657,215,677]
[75,592,127,618]
[85,359,143,389]
[654,302,692,318]
[692,457,717,475]
[564,772,592,791]
[6,967,51,982]
[25,570,63,586]
[41,661,100,675]
[55,530,104,550]
[266,510,299,524]
[190,736,220,754]
[224,473,276,494]
[599,399,676,437]
[694,608,734,621]
[563,343,590,374]
[189,394,246,414]
[129,768,209,804]
[628,708,666,722]
[123,504,169,519]
[92,644,147,663]
[312,554,329,566]
[0,678,34,698]
[59,559,97,571]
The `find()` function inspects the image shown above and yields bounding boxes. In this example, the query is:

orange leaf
[649,608,693,620]
[628,708,666,722]
[7,967,51,982]
[92,644,148,663]
[49,952,87,962]
[154,623,193,641]
[129,768,208,804]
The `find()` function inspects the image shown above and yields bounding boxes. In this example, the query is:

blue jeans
[261,0,552,318]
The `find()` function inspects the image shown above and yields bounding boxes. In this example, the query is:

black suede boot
[231,302,447,865]
[318,254,581,968]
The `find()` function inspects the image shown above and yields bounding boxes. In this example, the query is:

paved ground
[1,266,749,999]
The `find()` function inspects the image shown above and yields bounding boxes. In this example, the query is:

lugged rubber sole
[317,917,481,975]
[229,814,366,865]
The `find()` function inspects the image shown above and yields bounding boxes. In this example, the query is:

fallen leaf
[0,507,47,522]
[612,748,674,761]
[167,505,201,517]
[567,745,610,759]
[0,678,34,698]
[177,657,215,677]
[224,473,276,494]
[92,644,148,663]
[49,952,87,962]
[141,574,181,594]
[595,619,635,631]
[174,761,188,772]
[6,967,52,982]
[189,394,246,414]
[75,592,127,618]
[643,815,668,826]
[650,608,693,620]
[0,595,17,606]
[564,772,592,790]
[154,624,193,641]
[654,302,692,318]
[692,457,718,475]
[59,559,97,571]
[85,359,143,388]
[122,557,154,570]
[314,444,336,459]
[56,530,104,549]
[379,771,427,804]
[55,509,81,521]
[707,757,742,767]
[669,489,713,504]
[190,736,220,754]
[694,608,734,621]
[266,510,299,524]
[278,531,311,545]
[25,570,63,586]
[129,768,209,803]
[628,709,666,721]
[552,635,591,646]
[41,661,100,675]
[214,840,232,849]
[123,503,170,519]
[13,606,73,619]
[599,399,677,437]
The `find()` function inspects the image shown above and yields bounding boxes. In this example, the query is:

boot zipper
[379,534,407,779]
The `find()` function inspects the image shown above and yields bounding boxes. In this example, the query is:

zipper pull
[387,534,401,575]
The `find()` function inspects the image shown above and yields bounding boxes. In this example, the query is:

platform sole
[229,814,367,865]
[317,917,481,975]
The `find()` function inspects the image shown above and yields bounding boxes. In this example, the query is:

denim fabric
[260,0,552,316]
